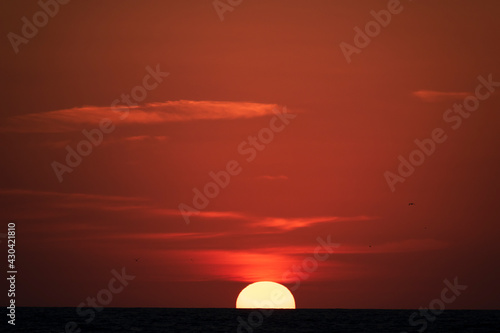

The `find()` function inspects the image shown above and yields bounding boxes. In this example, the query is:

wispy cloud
[172,207,375,232]
[107,232,228,240]
[325,239,448,254]
[124,135,168,142]
[148,208,246,220]
[255,175,289,181]
[0,188,149,218]
[0,188,248,223]
[253,215,374,231]
[412,90,469,103]
[1,189,376,245]
[0,100,281,133]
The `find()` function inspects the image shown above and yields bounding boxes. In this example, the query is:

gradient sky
[1,0,499,309]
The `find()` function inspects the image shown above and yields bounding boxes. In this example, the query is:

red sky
[1,0,499,309]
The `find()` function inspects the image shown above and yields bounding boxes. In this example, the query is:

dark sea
[3,308,499,333]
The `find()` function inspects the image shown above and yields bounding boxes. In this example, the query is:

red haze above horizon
[1,0,499,309]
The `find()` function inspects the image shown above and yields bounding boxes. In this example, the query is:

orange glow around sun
[236,281,296,309]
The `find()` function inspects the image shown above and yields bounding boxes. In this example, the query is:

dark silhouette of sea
[3,307,499,332]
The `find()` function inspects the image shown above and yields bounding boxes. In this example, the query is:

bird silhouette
[408,203,415,206]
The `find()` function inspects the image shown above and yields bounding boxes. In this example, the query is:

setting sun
[2,0,499,331]
[236,281,296,309]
